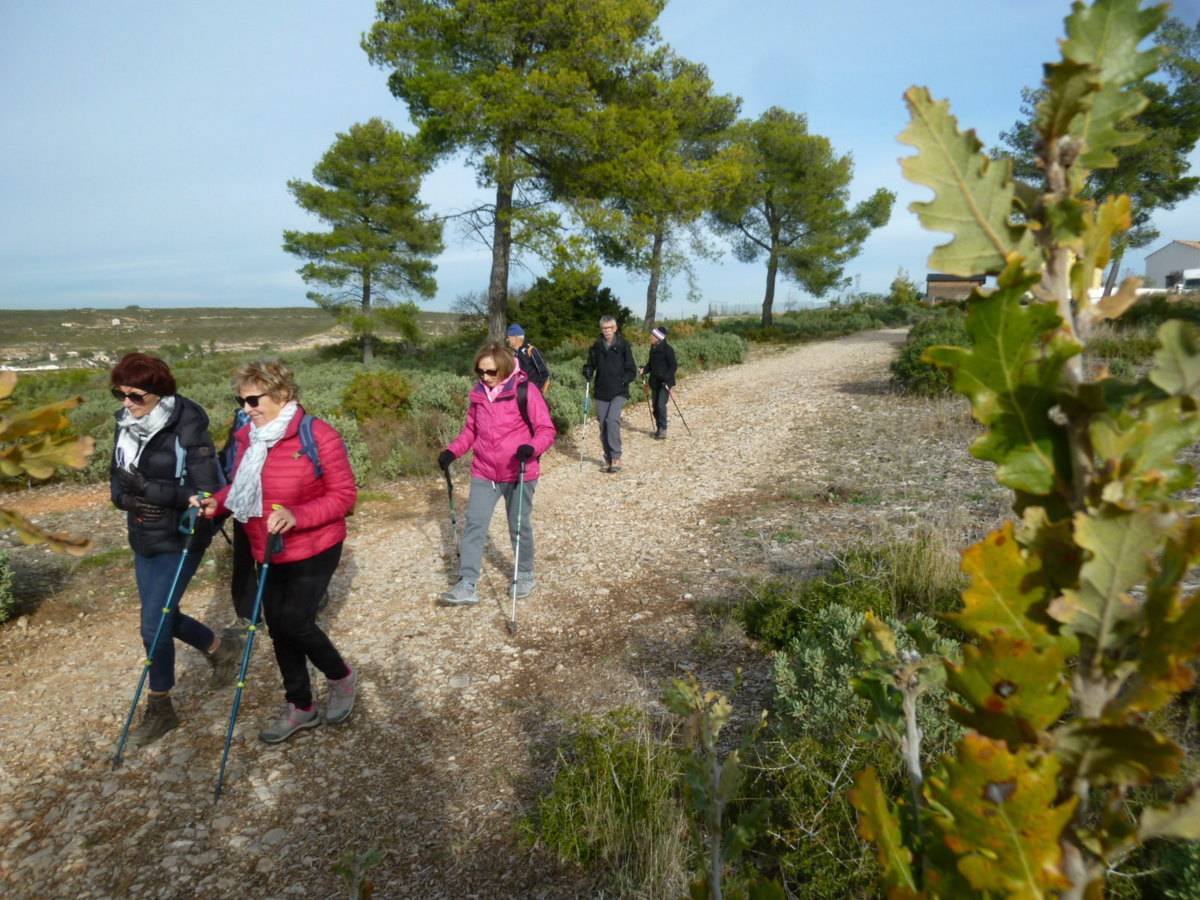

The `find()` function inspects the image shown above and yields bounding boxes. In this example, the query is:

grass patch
[525,708,691,898]
[737,527,965,650]
[76,546,128,569]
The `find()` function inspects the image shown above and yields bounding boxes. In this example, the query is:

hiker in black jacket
[506,323,550,391]
[641,327,677,439]
[108,352,241,747]
[582,315,637,473]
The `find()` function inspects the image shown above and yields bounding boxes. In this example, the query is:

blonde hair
[233,359,299,402]
[473,342,515,379]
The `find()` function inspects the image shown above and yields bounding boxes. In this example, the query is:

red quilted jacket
[211,406,357,564]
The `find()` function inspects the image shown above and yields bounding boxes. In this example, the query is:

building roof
[1147,240,1200,258]
[926,273,986,283]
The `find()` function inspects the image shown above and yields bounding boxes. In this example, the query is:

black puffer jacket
[583,335,637,402]
[109,395,222,556]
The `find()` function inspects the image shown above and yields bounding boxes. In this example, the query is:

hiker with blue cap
[506,323,551,392]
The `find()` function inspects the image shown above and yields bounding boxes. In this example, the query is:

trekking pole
[112,503,204,769]
[666,386,692,436]
[443,467,459,559]
[577,381,591,469]
[507,460,527,636]
[642,376,653,427]
[214,527,284,802]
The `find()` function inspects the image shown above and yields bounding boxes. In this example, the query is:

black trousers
[230,520,258,621]
[651,383,670,433]
[261,542,349,709]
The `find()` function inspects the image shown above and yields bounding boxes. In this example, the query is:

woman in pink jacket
[437,341,557,606]
[196,359,358,743]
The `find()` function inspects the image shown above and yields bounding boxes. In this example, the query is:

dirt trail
[0,330,905,898]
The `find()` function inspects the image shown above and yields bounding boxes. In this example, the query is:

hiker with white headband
[641,327,677,440]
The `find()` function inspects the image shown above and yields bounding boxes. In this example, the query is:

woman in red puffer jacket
[196,359,358,745]
[437,341,556,607]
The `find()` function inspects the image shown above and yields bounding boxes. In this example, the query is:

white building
[1144,240,1200,289]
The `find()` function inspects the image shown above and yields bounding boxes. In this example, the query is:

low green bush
[341,371,413,422]
[0,550,14,624]
[889,308,969,395]
[526,708,691,898]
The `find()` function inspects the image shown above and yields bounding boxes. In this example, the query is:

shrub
[509,267,634,347]
[324,414,371,485]
[526,708,691,898]
[1086,322,1161,367]
[0,551,14,624]
[408,371,471,417]
[341,371,412,423]
[889,308,968,395]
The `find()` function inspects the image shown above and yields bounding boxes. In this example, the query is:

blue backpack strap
[297,414,323,478]
[174,436,187,484]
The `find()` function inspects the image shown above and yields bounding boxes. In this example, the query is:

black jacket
[515,342,550,389]
[109,395,222,556]
[583,335,638,402]
[643,340,677,388]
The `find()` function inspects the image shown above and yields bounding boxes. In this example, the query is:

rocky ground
[0,329,1008,898]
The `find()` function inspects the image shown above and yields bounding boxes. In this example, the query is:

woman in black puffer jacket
[108,352,242,748]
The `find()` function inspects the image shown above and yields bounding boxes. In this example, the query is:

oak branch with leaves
[0,372,94,554]
[850,1,1200,897]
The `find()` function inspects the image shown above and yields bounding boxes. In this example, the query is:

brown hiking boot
[130,694,179,748]
[206,634,244,689]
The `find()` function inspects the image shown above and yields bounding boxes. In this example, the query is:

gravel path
[0,329,913,899]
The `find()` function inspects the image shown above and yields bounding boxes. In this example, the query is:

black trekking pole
[214,527,284,802]
[443,467,459,559]
[507,460,527,636]
[666,386,692,436]
[112,504,203,769]
[642,376,654,428]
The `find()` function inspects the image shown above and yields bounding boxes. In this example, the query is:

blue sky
[2,0,1198,316]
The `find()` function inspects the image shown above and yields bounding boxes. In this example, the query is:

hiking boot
[206,634,244,689]
[325,667,357,725]
[130,694,179,748]
[258,703,320,744]
[438,579,478,606]
[514,576,536,599]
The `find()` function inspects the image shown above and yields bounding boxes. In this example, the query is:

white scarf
[114,395,177,471]
[225,401,300,523]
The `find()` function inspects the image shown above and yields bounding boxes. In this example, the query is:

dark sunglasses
[234,393,268,408]
[111,388,149,404]
[475,368,499,377]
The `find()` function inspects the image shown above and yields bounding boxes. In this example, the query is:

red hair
[110,353,177,396]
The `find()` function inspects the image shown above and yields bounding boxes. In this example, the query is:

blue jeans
[135,549,212,693]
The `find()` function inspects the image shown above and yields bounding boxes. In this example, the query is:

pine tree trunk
[761,248,778,328]
[643,226,665,329]
[361,272,374,365]
[1103,247,1124,297]
[487,166,514,344]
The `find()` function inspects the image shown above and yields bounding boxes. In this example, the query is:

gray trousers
[594,396,625,461]
[458,476,536,585]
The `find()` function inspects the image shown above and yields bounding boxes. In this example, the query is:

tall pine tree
[710,108,894,327]
[283,119,443,364]
[364,0,665,341]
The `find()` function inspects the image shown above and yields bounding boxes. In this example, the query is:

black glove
[133,499,166,522]
[582,365,594,380]
[437,449,455,471]
[116,467,148,497]
[515,444,535,462]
